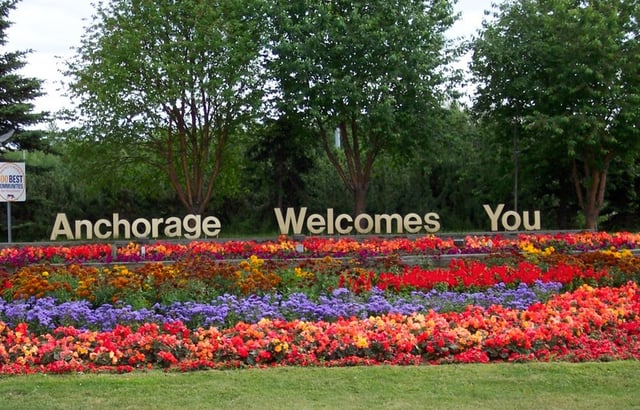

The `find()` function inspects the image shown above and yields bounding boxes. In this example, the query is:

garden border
[2,229,627,271]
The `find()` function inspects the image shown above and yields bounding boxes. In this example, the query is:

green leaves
[65,0,269,214]
[471,0,640,229]
[269,0,459,213]
[0,0,46,146]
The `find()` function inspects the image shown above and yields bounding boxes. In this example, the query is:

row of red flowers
[0,282,637,374]
[346,258,614,294]
[1,231,640,266]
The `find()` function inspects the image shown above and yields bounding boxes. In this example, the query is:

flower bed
[0,282,638,374]
[0,233,638,374]
[1,231,639,265]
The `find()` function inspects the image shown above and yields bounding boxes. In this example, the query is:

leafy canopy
[471,0,640,228]
[65,0,268,214]
[268,0,459,213]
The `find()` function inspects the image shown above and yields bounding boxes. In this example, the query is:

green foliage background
[1,0,640,241]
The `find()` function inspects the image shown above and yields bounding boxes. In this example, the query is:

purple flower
[0,281,562,333]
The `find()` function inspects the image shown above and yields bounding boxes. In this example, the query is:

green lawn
[1,361,639,409]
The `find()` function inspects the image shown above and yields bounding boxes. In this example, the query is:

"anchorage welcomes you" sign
[49,204,541,241]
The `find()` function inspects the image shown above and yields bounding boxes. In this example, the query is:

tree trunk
[318,118,379,219]
[583,204,600,231]
[571,155,611,231]
[352,183,368,216]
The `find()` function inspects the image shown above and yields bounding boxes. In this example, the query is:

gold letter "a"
[50,213,74,240]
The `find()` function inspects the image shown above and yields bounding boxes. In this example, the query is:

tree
[0,0,50,241]
[471,0,640,229]
[268,0,459,215]
[65,0,268,215]
[0,0,46,152]
[247,114,316,208]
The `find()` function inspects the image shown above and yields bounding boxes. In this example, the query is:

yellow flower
[355,335,369,349]
[273,339,289,353]
[602,248,632,258]
[541,246,555,256]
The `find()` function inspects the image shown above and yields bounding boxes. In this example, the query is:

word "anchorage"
[50,213,221,240]
[274,207,441,235]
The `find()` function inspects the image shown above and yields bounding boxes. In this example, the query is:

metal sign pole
[0,131,19,243]
[6,201,11,243]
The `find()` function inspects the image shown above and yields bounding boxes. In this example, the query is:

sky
[5,0,496,118]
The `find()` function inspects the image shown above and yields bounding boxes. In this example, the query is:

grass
[0,361,639,409]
